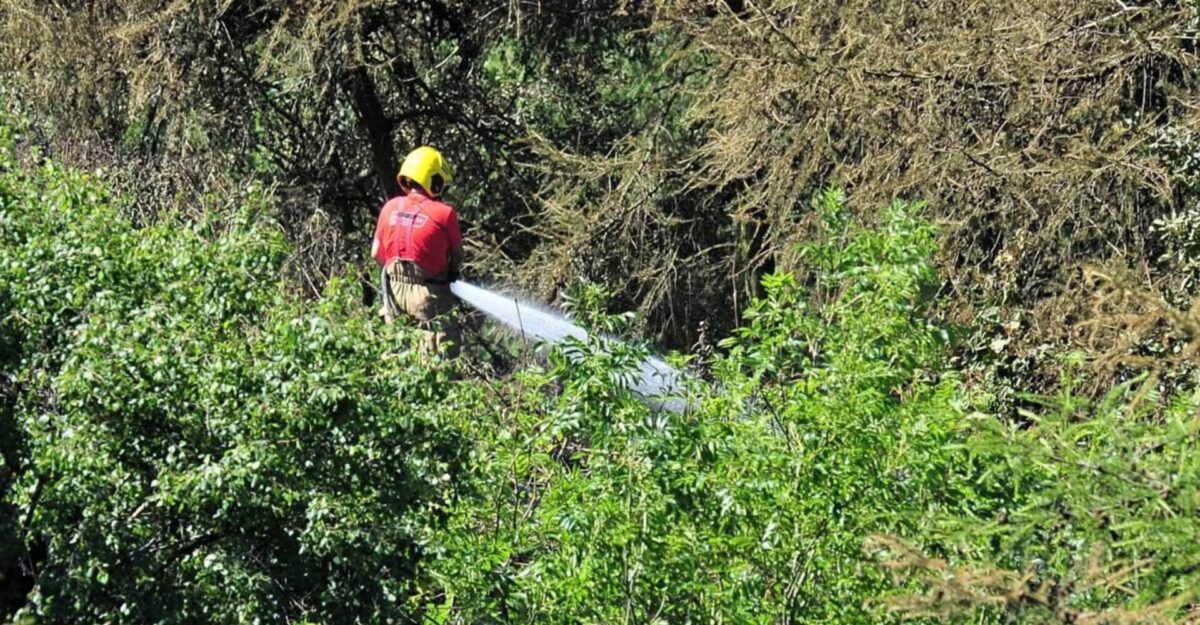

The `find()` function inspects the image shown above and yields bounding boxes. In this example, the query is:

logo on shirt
[390,211,429,228]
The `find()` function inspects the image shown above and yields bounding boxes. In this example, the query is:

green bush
[0,126,471,623]
[428,189,1200,624]
[427,189,975,623]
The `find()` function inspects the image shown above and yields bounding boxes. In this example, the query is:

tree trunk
[345,67,400,220]
[344,67,398,308]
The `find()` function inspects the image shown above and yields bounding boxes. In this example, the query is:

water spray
[450,281,687,412]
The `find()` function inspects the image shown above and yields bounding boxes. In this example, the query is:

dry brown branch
[507,0,1199,349]
[868,535,1200,624]
[1075,264,1200,404]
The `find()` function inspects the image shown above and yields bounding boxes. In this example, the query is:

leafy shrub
[1155,207,1200,290]
[0,125,471,623]
[429,189,974,623]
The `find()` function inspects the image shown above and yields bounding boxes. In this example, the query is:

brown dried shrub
[519,0,1200,352]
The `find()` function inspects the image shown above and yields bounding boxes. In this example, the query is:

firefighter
[372,146,463,357]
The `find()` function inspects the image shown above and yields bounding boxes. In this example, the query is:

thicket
[3,2,1198,368]
[0,0,654,300]
[4,1,1200,622]
[3,108,1200,620]
[534,0,1200,355]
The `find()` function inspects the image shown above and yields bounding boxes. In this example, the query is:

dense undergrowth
[0,122,471,622]
[3,118,1200,623]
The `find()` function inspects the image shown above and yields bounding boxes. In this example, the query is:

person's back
[373,193,461,279]
[372,146,464,357]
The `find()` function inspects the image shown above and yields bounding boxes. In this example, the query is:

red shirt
[373,193,462,276]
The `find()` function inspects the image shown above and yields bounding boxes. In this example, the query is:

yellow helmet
[397,146,453,197]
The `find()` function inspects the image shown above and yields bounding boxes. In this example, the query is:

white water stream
[450,281,687,412]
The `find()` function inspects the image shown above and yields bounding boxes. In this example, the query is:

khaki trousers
[382,261,461,358]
